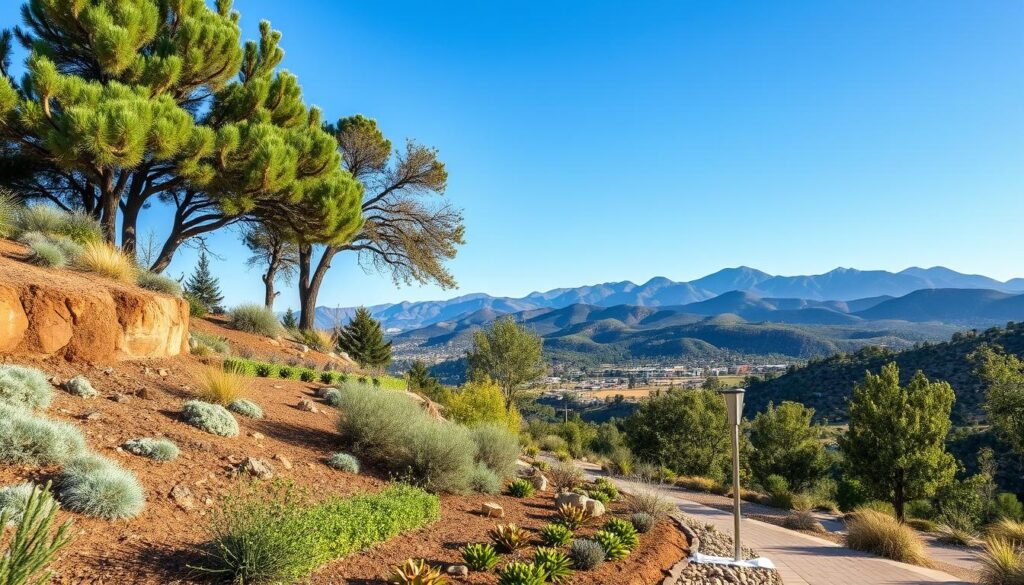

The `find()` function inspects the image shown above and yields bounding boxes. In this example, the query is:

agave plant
[533,547,574,583]
[602,517,639,549]
[490,523,530,552]
[540,522,574,547]
[508,478,535,498]
[389,559,448,585]
[555,503,589,530]
[593,530,630,561]
[462,543,499,572]
[497,561,547,585]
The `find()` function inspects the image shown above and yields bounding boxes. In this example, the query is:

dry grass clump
[979,538,1024,585]
[198,364,248,406]
[845,508,927,565]
[782,508,826,532]
[989,520,1024,548]
[74,241,136,282]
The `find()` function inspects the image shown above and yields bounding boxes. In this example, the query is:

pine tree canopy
[336,307,391,370]
[0,0,363,271]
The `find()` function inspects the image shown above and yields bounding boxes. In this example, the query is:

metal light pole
[720,388,745,561]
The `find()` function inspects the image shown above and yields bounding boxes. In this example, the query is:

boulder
[296,399,318,413]
[481,502,504,518]
[584,498,606,518]
[446,565,469,577]
[169,484,195,510]
[239,457,274,480]
[64,375,97,398]
[555,492,590,509]
[529,474,549,492]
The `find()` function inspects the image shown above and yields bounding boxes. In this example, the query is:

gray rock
[529,474,549,491]
[481,502,504,518]
[296,399,318,413]
[169,484,195,510]
[64,376,97,398]
[239,457,274,480]
[446,565,469,577]
[584,498,606,517]
[555,492,589,509]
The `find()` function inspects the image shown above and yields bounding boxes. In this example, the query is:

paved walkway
[597,473,975,585]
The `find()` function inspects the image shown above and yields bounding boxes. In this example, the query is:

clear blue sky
[3,1,1022,309]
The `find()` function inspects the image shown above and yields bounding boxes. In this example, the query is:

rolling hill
[318,266,1024,331]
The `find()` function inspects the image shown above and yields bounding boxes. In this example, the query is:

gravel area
[675,515,783,585]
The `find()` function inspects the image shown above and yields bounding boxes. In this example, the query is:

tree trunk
[98,173,118,245]
[298,245,339,331]
[150,233,183,274]
[894,476,906,522]
[262,262,278,309]
[121,197,144,256]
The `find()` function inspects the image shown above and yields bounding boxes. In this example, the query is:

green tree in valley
[407,360,443,400]
[624,388,734,482]
[748,401,830,492]
[281,308,298,329]
[974,345,1024,457]
[184,250,224,314]
[466,318,545,409]
[0,1,362,272]
[336,308,391,371]
[839,363,957,520]
[293,115,464,330]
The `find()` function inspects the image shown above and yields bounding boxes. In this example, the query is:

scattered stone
[446,565,469,577]
[529,474,549,492]
[249,432,265,441]
[157,368,169,377]
[136,387,153,400]
[296,399,318,413]
[274,454,293,470]
[481,502,504,518]
[111,393,130,403]
[267,339,280,346]
[102,367,114,375]
[584,498,605,518]
[298,344,310,353]
[315,387,337,398]
[555,492,589,509]
[83,410,103,421]
[169,484,195,510]
[49,375,63,387]
[64,376,97,398]
[225,455,242,465]
[239,457,274,480]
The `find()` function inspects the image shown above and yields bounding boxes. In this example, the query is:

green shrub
[319,371,336,384]
[569,538,605,570]
[507,478,535,498]
[255,363,274,377]
[56,454,145,520]
[906,518,938,532]
[762,474,794,509]
[540,435,568,452]
[471,423,520,479]
[905,499,934,520]
[497,561,546,585]
[0,405,86,465]
[0,190,17,238]
[228,399,264,420]
[322,388,342,407]
[13,206,65,237]
[540,522,573,546]
[534,547,573,583]
[594,477,618,499]
[631,512,655,533]
[277,366,295,379]
[326,452,360,473]
[0,481,73,584]
[0,365,53,410]
[461,542,499,572]
[993,493,1024,522]
[137,271,183,297]
[63,375,96,398]
[593,530,629,560]
[469,462,501,494]
[858,500,896,517]
[186,293,208,317]
[299,369,316,383]
[334,388,477,493]
[25,237,68,268]
[229,304,282,337]
[836,477,869,512]
[587,489,610,506]
[602,517,639,550]
[845,508,926,565]
[55,210,103,243]
[979,537,1024,585]
[122,437,179,462]
[181,400,239,437]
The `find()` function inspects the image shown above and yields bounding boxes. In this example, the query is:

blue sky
[3,1,1022,309]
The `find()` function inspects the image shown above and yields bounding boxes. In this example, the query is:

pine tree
[336,308,391,370]
[407,360,443,400]
[281,308,298,329]
[839,362,957,520]
[184,251,224,314]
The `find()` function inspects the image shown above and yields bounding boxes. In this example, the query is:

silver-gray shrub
[0,404,86,465]
[470,423,520,478]
[0,364,53,410]
[25,236,68,268]
[228,304,282,337]
[326,452,360,473]
[0,482,50,524]
[228,399,264,420]
[122,437,179,462]
[569,538,606,570]
[64,375,97,398]
[182,400,239,437]
[57,453,145,520]
[469,462,501,494]
[137,271,183,297]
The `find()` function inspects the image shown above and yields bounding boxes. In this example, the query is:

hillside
[322,266,1024,331]
[745,323,1024,424]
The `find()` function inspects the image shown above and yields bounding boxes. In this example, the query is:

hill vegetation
[746,322,1024,423]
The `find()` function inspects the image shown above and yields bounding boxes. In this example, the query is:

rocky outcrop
[0,252,189,362]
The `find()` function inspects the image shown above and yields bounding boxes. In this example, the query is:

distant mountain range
[316,266,1024,332]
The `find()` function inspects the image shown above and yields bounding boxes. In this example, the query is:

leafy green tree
[336,307,391,370]
[749,401,831,492]
[293,115,464,330]
[839,363,957,520]
[281,308,298,329]
[407,360,443,400]
[624,388,735,482]
[0,1,362,272]
[184,250,223,313]
[440,379,520,432]
[974,345,1024,457]
[466,318,545,409]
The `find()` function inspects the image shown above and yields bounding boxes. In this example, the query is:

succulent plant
[533,547,574,583]
[602,517,639,549]
[461,542,499,571]
[496,561,546,585]
[539,522,573,546]
[389,559,448,585]
[555,503,589,530]
[593,529,629,561]
[489,523,529,552]
[507,478,535,498]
